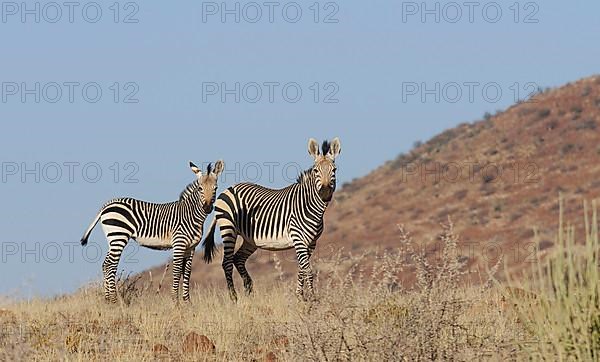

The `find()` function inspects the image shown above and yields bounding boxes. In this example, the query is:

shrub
[285,220,512,361]
[582,86,592,97]
[341,179,362,193]
[576,119,597,131]
[428,129,457,151]
[561,144,575,155]
[116,272,151,306]
[453,189,468,200]
[483,172,497,184]
[546,119,559,130]
[537,109,551,120]
[389,152,419,171]
[505,199,600,360]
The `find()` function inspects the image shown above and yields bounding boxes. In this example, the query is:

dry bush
[116,272,152,306]
[8,206,600,360]
[506,199,600,360]
[283,219,516,361]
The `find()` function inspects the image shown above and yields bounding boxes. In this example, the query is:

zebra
[80,160,224,303]
[202,138,341,301]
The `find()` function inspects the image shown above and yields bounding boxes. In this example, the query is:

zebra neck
[301,179,328,215]
[180,196,206,219]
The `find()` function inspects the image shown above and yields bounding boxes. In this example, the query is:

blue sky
[1,0,599,297]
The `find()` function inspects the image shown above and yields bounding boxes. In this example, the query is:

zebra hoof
[303,292,317,303]
[229,291,238,303]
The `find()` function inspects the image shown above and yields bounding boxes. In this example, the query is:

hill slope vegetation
[146,75,600,288]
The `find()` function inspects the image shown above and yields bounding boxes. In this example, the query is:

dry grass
[505,198,600,360]
[2,202,599,360]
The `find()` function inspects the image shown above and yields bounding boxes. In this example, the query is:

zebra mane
[296,168,313,184]
[321,140,331,155]
[179,179,201,201]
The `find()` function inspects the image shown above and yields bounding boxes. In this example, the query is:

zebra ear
[189,161,202,175]
[327,137,341,160]
[213,160,224,177]
[308,138,320,159]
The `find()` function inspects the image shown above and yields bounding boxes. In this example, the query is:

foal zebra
[80,161,224,303]
[203,138,341,301]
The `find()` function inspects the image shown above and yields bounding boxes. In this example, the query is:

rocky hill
[144,75,600,290]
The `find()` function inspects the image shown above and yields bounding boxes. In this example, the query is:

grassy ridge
[1,201,599,360]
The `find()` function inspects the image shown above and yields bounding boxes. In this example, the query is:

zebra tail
[202,218,218,264]
[81,210,102,246]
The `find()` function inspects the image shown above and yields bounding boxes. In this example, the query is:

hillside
[144,75,600,290]
[6,75,600,360]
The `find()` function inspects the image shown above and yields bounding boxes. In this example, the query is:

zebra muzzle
[318,186,334,202]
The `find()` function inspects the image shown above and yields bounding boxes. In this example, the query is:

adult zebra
[202,138,341,301]
[80,161,224,303]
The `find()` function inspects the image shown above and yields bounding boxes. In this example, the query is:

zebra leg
[233,242,257,295]
[182,249,195,303]
[305,243,317,299]
[102,239,128,303]
[171,241,187,303]
[294,243,314,301]
[221,229,238,302]
[295,272,305,299]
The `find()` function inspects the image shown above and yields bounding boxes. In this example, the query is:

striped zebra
[80,161,224,303]
[202,138,341,301]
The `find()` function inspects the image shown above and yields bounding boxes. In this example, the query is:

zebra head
[190,160,225,214]
[308,137,341,203]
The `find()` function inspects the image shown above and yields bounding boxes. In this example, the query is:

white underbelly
[136,236,172,249]
[254,236,294,251]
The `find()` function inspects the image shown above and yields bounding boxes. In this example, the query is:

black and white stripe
[80,161,224,303]
[202,138,341,301]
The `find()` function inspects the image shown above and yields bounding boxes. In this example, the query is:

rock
[153,343,169,356]
[265,351,278,362]
[182,332,215,353]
